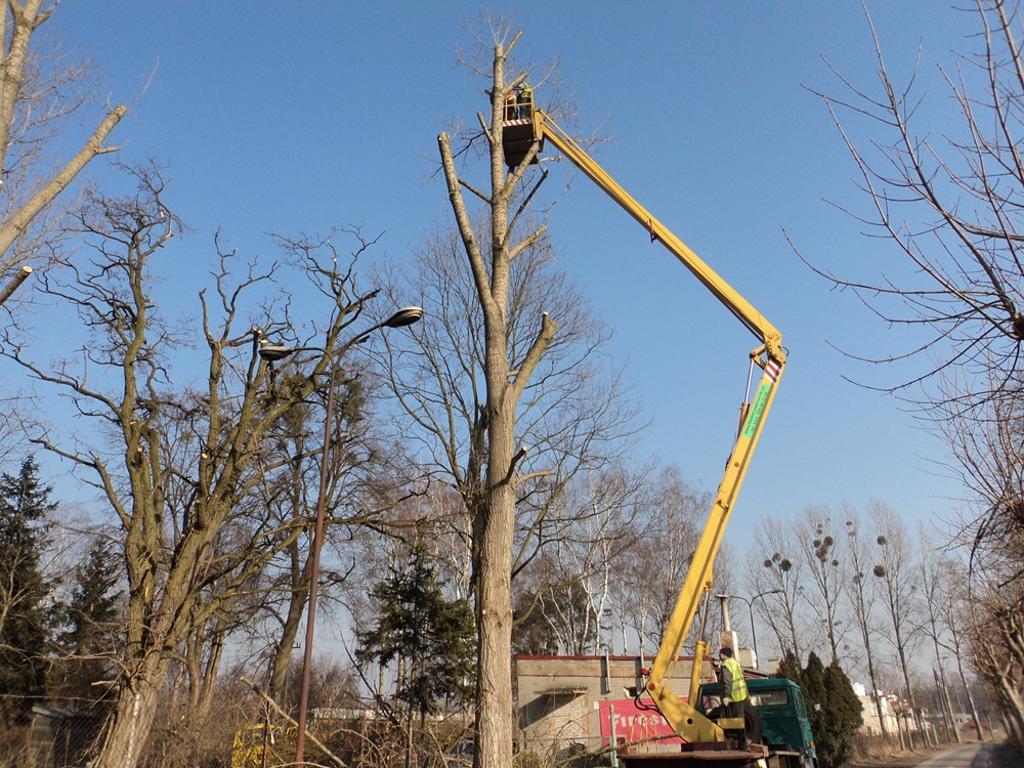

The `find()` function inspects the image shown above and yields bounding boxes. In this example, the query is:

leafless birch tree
[748,518,806,660]
[523,467,645,655]
[844,509,890,739]
[871,503,926,746]
[612,467,707,655]
[795,506,847,664]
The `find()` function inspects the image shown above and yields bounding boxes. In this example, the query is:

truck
[502,92,816,768]
[696,678,818,768]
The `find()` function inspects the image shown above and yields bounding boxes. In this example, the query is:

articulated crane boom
[504,106,787,746]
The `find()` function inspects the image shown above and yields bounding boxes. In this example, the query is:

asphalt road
[913,743,1015,767]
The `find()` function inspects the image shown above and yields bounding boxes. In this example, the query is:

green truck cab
[696,678,818,768]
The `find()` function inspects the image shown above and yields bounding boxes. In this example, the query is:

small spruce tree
[0,455,58,724]
[356,548,475,719]
[50,539,122,710]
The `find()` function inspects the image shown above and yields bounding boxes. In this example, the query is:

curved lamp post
[260,305,423,766]
[715,589,782,671]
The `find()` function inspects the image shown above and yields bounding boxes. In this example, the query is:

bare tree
[0,167,410,767]
[936,558,986,741]
[794,506,847,664]
[251,306,410,704]
[917,534,961,743]
[966,563,1024,749]
[935,376,1024,746]
[871,502,926,747]
[612,467,708,656]
[430,25,633,768]
[844,508,890,740]
[806,6,1024,741]
[748,518,805,661]
[0,1,126,285]
[804,1,1024,414]
[520,466,645,655]
[375,222,634,595]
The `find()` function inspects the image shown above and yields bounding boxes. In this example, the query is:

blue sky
[30,2,977,554]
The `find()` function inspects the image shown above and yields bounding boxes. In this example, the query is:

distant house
[851,682,922,739]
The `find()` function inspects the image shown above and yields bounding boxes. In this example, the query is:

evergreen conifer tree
[51,540,122,709]
[776,650,803,686]
[803,652,827,712]
[0,455,58,723]
[356,549,475,718]
[776,651,862,768]
[821,661,863,768]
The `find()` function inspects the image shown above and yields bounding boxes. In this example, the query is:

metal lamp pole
[719,589,781,671]
[260,306,422,767]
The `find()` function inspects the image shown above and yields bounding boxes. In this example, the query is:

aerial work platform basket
[501,92,541,168]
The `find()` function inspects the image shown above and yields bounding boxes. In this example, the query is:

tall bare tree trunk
[845,515,889,740]
[872,506,925,746]
[437,30,554,768]
[895,643,924,748]
[269,537,311,701]
[96,658,166,768]
[475,400,517,768]
[952,651,984,740]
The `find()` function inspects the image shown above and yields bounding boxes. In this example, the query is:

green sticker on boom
[741,382,772,439]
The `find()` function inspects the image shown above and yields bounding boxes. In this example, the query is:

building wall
[858,694,897,736]
[515,655,714,758]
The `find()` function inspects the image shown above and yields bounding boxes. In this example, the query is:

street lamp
[261,305,423,766]
[257,306,424,363]
[716,589,782,671]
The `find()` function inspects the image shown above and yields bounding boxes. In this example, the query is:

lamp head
[383,306,423,328]
[258,343,294,362]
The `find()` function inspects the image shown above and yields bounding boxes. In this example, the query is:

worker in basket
[516,81,533,118]
[504,88,517,121]
[718,646,750,749]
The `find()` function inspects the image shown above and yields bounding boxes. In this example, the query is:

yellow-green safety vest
[723,657,748,702]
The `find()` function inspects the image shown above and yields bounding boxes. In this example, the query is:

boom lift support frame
[504,105,787,748]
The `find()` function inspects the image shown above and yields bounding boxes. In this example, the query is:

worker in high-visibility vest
[517,82,533,118]
[718,646,750,748]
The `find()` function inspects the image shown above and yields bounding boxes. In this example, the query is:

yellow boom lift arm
[507,107,787,743]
